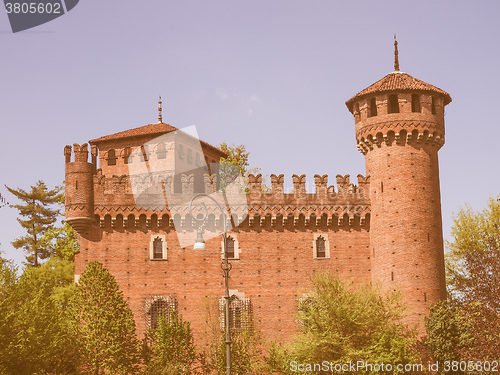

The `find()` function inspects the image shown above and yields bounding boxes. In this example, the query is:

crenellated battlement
[85,172,372,231]
[65,143,98,165]
[248,173,370,201]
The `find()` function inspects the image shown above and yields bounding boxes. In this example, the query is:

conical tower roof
[346,71,452,112]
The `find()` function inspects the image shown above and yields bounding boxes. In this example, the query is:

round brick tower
[64,143,97,233]
[345,39,451,329]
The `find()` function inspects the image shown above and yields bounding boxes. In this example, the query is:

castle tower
[345,39,451,328]
[64,143,97,233]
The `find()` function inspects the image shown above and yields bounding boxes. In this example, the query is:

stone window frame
[221,233,240,260]
[312,233,330,259]
[150,234,168,260]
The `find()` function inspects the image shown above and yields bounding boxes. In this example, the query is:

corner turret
[65,143,97,233]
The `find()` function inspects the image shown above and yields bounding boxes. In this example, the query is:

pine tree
[6,180,63,267]
[69,261,140,375]
[143,309,197,374]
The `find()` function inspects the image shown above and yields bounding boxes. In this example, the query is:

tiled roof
[346,71,452,111]
[89,122,179,143]
[89,122,226,156]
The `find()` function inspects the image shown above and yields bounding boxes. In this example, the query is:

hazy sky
[1,1,499,268]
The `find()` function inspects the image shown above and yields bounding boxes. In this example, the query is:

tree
[143,309,197,374]
[425,301,464,375]
[6,181,63,266]
[199,296,263,374]
[444,197,500,363]
[218,142,250,178]
[292,272,417,373]
[0,257,78,374]
[446,196,500,307]
[218,142,270,193]
[41,222,80,261]
[69,261,140,375]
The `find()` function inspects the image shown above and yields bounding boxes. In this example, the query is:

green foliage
[41,222,80,261]
[0,257,77,374]
[291,272,417,374]
[199,296,262,374]
[425,301,464,374]
[6,181,63,267]
[444,197,500,364]
[446,196,500,306]
[143,309,197,374]
[69,261,140,374]
[218,142,250,178]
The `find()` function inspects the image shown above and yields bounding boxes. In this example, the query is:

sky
[0,0,499,268]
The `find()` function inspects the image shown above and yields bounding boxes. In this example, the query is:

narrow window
[123,147,133,164]
[187,148,193,164]
[226,236,235,259]
[106,149,117,166]
[354,103,360,119]
[153,237,163,259]
[380,181,384,192]
[139,145,149,162]
[431,97,436,115]
[424,292,427,302]
[178,144,184,160]
[388,94,399,113]
[369,97,378,117]
[156,143,166,159]
[316,236,326,258]
[411,94,421,112]
[391,271,394,281]
[75,181,78,189]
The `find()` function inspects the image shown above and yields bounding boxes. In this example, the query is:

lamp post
[189,193,232,375]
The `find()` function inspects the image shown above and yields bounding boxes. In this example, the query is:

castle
[65,41,450,342]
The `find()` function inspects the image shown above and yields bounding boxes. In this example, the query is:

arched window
[225,236,235,259]
[187,148,193,164]
[316,236,326,258]
[411,94,421,113]
[431,96,436,115]
[146,297,177,330]
[388,94,399,114]
[368,97,378,117]
[107,149,117,166]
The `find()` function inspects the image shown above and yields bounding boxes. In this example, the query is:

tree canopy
[6,181,63,266]
[69,261,140,374]
[292,272,417,373]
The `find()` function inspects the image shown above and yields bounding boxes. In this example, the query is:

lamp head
[194,225,206,250]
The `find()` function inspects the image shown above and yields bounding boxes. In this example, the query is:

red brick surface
[68,71,451,342]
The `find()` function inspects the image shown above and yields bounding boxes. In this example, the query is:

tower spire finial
[158,96,163,123]
[394,34,400,72]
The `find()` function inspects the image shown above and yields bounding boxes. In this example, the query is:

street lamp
[189,193,232,375]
